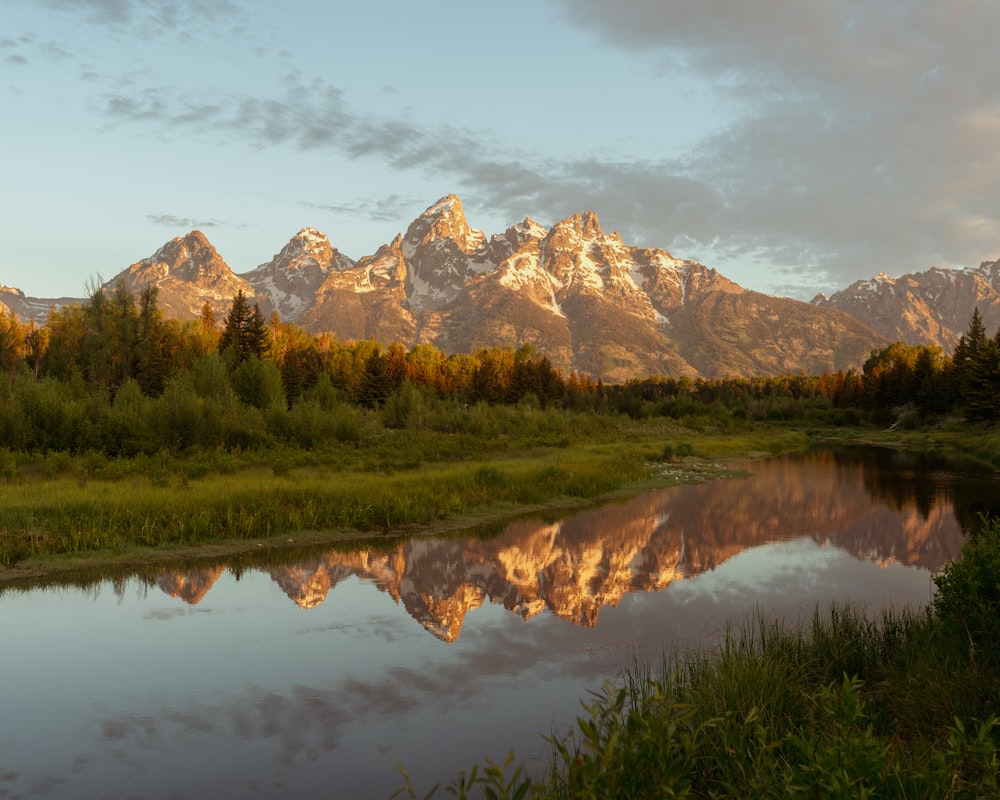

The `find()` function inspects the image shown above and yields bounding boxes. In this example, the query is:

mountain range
[812,259,1000,353]
[3,195,995,379]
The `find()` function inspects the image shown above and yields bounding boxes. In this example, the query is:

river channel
[1,446,997,799]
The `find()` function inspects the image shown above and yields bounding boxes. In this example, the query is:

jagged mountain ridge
[3,195,886,379]
[0,284,83,324]
[812,259,1000,353]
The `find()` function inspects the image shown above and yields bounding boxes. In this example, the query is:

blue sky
[3,0,1000,300]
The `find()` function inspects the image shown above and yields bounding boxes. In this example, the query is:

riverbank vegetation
[396,516,1000,799]
[1,286,998,570]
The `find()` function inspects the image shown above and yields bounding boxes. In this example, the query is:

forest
[0,284,998,456]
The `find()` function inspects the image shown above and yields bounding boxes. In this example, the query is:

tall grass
[0,438,660,566]
[0,405,806,568]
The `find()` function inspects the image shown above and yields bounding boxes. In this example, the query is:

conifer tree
[219,290,270,366]
[357,349,391,407]
[135,286,172,396]
[953,308,1000,421]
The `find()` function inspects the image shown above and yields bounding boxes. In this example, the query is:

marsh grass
[0,408,800,568]
[0,438,663,566]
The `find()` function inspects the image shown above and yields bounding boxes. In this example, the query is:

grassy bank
[397,517,1000,799]
[802,416,1000,471]
[0,410,809,576]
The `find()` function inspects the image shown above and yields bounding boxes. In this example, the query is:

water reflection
[151,448,982,642]
[2,447,995,800]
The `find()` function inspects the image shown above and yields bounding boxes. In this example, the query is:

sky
[3,0,1000,301]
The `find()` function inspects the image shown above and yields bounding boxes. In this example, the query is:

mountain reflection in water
[156,448,979,642]
[4,447,996,800]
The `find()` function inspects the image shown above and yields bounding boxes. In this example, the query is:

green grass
[813,419,1000,471]
[0,412,812,570]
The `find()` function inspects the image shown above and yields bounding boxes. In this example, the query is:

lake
[1,446,996,799]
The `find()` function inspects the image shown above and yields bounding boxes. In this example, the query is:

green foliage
[933,514,1000,666]
[188,352,233,403]
[358,349,393,408]
[392,752,531,800]
[383,380,433,429]
[218,289,269,366]
[153,374,212,451]
[109,378,157,456]
[230,355,285,411]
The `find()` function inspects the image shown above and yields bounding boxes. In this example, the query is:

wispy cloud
[33,0,241,29]
[146,213,224,229]
[301,194,416,224]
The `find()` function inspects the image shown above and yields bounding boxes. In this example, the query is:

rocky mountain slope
[0,284,81,323]
[3,195,888,379]
[812,259,1000,353]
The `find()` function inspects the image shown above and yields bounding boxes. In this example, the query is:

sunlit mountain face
[153,450,977,642]
[1,195,883,380]
[813,259,1000,353]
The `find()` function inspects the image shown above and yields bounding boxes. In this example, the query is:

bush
[188,352,233,404]
[230,355,285,411]
[382,380,432,430]
[933,513,1000,665]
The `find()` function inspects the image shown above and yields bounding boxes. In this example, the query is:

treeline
[0,285,603,454]
[0,285,578,408]
[0,285,997,456]
[613,308,1000,427]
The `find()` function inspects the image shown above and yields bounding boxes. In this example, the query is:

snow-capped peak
[418,194,462,220]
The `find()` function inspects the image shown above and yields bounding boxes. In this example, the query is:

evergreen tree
[200,301,217,333]
[135,286,172,396]
[219,290,270,365]
[953,308,1000,422]
[357,349,391,407]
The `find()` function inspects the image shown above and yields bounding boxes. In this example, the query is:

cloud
[146,213,224,228]
[542,0,1000,290]
[98,75,722,260]
[92,1,1000,296]
[33,0,241,29]
[302,194,415,224]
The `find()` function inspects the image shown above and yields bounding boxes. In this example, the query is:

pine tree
[219,290,270,366]
[135,286,171,396]
[953,308,1000,422]
[357,349,391,407]
[199,301,217,333]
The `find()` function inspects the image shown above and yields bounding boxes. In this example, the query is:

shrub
[382,380,432,430]
[188,352,233,404]
[933,513,1000,665]
[230,355,285,411]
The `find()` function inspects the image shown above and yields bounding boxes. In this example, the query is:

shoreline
[0,459,746,589]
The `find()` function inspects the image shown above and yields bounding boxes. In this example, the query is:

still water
[1,447,996,799]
